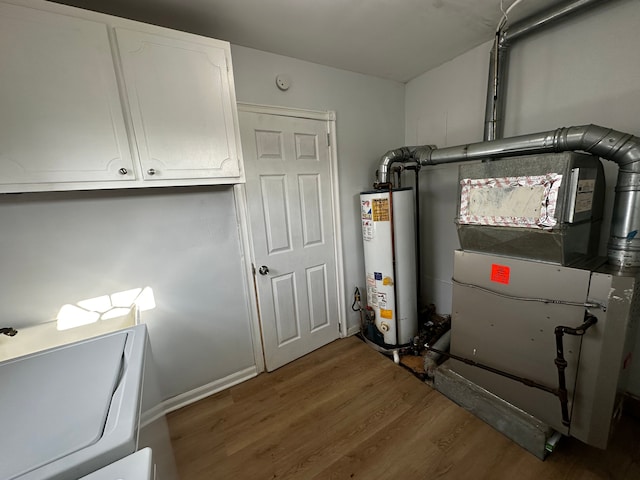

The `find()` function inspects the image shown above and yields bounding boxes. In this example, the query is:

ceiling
[50,0,565,83]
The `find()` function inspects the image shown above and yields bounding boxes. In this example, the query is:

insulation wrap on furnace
[458,173,562,230]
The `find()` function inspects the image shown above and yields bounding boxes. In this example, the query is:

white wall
[0,187,256,400]
[405,38,490,312]
[405,0,640,391]
[231,45,406,332]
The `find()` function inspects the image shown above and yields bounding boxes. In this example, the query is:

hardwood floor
[167,336,640,479]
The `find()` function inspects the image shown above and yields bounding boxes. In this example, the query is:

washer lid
[0,332,128,479]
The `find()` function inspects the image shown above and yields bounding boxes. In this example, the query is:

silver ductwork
[484,34,509,142]
[376,0,637,267]
[376,125,640,268]
[484,0,606,141]
[376,147,419,186]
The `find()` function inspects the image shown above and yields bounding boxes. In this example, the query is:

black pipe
[428,311,598,427]
[403,165,423,317]
[554,313,598,426]
[414,167,422,314]
[387,184,400,345]
[425,346,559,396]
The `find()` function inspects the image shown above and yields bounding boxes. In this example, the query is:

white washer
[79,448,154,480]
[0,325,169,479]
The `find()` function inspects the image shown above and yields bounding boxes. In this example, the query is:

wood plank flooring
[167,336,640,479]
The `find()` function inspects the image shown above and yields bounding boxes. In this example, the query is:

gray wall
[0,187,256,399]
[405,0,640,392]
[231,45,406,332]
[0,45,405,403]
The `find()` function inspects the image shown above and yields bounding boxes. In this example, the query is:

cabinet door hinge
[251,263,256,275]
[327,133,331,147]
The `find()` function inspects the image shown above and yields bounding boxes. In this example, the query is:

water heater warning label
[372,198,390,221]
[361,200,372,219]
[362,219,374,241]
[490,264,511,284]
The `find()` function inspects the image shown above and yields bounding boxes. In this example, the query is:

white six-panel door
[240,110,339,371]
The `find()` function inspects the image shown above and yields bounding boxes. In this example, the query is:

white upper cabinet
[0,3,135,187]
[115,29,240,181]
[0,0,244,192]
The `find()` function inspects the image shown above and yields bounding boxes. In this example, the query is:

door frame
[234,103,346,374]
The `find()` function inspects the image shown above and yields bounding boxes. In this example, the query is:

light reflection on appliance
[56,287,156,331]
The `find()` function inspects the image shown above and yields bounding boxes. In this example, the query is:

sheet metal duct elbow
[554,125,640,171]
[556,125,640,267]
[376,147,417,185]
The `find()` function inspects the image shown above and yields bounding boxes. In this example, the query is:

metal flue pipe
[484,0,607,141]
[378,1,634,267]
[376,147,419,187]
[484,33,509,142]
[503,0,607,43]
[376,124,640,268]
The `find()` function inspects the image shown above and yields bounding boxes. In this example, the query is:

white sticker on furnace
[575,179,595,213]
[366,273,376,286]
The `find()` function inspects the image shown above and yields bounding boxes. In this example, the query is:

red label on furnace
[491,264,511,284]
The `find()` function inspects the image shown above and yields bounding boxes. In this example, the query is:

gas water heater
[360,188,417,346]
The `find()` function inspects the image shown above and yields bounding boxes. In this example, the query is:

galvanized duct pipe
[484,33,509,142]
[377,147,417,187]
[484,0,607,141]
[377,124,640,268]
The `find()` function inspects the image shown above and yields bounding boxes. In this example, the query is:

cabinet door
[0,3,135,186]
[115,28,241,180]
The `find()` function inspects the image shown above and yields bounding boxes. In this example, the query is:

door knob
[258,265,269,275]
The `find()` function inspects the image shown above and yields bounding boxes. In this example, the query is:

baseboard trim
[347,325,361,336]
[143,366,258,424]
